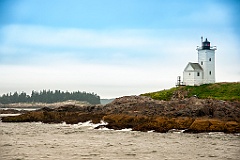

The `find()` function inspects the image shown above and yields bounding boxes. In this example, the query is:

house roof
[184,62,203,71]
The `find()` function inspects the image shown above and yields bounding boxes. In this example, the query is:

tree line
[0,90,100,104]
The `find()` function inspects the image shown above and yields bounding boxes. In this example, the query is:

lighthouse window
[209,71,211,75]
[201,61,203,65]
[197,72,200,76]
[209,58,211,61]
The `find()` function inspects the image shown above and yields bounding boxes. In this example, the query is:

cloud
[0,25,201,65]
[0,24,239,98]
[0,61,177,98]
[1,25,154,48]
[0,25,169,68]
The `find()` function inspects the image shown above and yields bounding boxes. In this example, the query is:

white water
[0,114,21,117]
[0,122,239,160]
[0,107,39,111]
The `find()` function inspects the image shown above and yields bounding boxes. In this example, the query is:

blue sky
[0,0,239,98]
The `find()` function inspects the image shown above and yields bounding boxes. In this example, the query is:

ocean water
[0,121,239,160]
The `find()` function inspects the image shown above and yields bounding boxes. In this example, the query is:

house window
[197,72,200,76]
[201,61,203,65]
[209,71,211,75]
[209,58,211,61]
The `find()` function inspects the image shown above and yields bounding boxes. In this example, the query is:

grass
[141,82,240,101]
[141,87,178,101]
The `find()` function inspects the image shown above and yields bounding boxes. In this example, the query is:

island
[1,82,240,133]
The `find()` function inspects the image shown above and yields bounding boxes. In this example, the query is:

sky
[0,0,239,98]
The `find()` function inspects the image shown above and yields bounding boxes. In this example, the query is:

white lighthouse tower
[197,37,217,84]
[182,37,217,86]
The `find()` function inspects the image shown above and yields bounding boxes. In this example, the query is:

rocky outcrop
[103,96,240,121]
[2,111,105,124]
[0,100,90,109]
[2,96,240,133]
[102,115,240,133]
[185,119,240,133]
[102,115,195,132]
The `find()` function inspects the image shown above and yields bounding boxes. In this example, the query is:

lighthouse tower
[197,37,217,84]
[182,37,217,86]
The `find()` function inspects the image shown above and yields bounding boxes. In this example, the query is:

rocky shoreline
[1,96,240,133]
[0,100,90,109]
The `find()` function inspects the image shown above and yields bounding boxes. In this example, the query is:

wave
[56,120,108,130]
[0,114,21,118]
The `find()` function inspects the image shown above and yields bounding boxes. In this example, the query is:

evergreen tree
[0,90,100,104]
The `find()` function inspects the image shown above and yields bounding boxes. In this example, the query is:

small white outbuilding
[182,37,217,86]
[183,62,203,86]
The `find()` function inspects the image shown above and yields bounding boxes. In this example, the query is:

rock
[187,119,212,133]
[2,111,105,124]
[185,118,240,133]
[2,95,240,133]
[103,96,240,121]
[208,119,225,132]
[38,107,54,112]
[0,109,28,114]
[224,121,240,133]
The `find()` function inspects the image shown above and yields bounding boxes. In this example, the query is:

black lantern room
[202,38,210,50]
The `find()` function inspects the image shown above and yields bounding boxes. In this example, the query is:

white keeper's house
[181,37,217,86]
